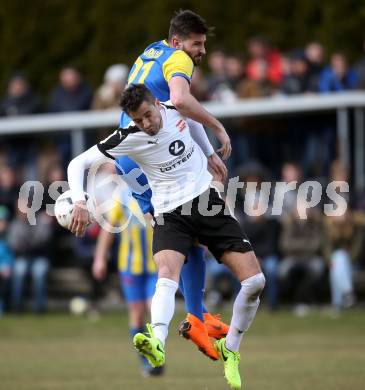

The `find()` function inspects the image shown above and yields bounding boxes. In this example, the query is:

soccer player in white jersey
[67,84,265,389]
[124,9,231,359]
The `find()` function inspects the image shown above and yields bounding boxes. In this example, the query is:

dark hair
[120,84,155,113]
[168,9,211,40]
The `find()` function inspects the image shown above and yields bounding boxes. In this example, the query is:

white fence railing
[1,91,365,190]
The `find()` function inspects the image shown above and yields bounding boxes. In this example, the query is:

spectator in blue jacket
[319,52,359,92]
[0,206,13,316]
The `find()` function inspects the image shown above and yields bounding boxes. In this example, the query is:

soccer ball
[69,296,89,316]
[54,190,96,229]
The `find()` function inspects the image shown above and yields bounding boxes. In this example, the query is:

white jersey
[97,104,212,214]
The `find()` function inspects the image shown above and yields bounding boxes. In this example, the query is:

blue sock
[179,246,208,321]
[130,327,149,368]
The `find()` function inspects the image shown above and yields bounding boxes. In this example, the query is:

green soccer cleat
[215,338,241,389]
[133,323,165,368]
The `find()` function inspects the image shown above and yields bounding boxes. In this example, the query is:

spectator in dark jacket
[48,66,93,165]
[8,198,53,313]
[49,66,92,112]
[238,200,280,310]
[305,42,325,92]
[0,73,42,117]
[280,50,311,95]
[278,201,326,313]
[0,74,43,168]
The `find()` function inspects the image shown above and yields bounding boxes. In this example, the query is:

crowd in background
[1,37,365,317]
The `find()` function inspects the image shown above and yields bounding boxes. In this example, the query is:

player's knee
[158,264,178,281]
[154,251,184,282]
[241,272,266,302]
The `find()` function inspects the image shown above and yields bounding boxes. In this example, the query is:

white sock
[226,273,265,352]
[151,277,179,346]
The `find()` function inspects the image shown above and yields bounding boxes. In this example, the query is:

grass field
[0,308,364,390]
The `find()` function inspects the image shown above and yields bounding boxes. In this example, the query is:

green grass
[0,309,364,390]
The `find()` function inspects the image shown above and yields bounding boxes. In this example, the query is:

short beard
[193,57,202,66]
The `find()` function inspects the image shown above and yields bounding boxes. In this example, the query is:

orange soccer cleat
[178,313,219,361]
[204,313,230,339]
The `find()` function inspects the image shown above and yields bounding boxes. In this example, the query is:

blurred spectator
[205,49,228,100]
[237,161,272,207]
[48,66,93,165]
[280,50,311,94]
[190,68,209,101]
[0,206,13,316]
[318,52,359,92]
[49,66,93,112]
[246,36,282,85]
[36,143,63,184]
[0,73,42,117]
[324,209,365,310]
[0,165,19,218]
[0,74,43,169]
[236,58,274,98]
[92,64,128,110]
[41,162,66,211]
[8,198,53,313]
[305,42,325,91]
[355,38,365,89]
[238,201,280,310]
[206,51,239,102]
[73,223,104,316]
[278,202,326,313]
[275,161,303,220]
[225,54,245,93]
[327,159,351,206]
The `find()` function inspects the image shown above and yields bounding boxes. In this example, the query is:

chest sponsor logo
[169,140,185,156]
[143,48,164,59]
[176,119,186,132]
[159,145,194,172]
[147,138,159,144]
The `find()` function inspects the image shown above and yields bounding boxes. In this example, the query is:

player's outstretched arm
[169,76,231,160]
[67,145,108,237]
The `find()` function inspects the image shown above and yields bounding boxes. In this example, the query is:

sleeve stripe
[170,73,191,83]
[160,102,177,110]
[97,127,140,159]
[97,143,115,160]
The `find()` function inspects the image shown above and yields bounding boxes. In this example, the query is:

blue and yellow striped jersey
[120,40,194,127]
[108,191,155,275]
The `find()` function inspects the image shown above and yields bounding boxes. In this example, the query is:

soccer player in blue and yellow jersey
[71,7,230,369]
[122,10,231,161]
[119,10,230,360]
[92,182,163,377]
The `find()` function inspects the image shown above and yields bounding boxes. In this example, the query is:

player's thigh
[152,210,194,281]
[220,250,262,282]
[153,250,185,282]
[152,211,194,257]
[196,193,253,262]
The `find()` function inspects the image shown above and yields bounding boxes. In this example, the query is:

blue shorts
[119,272,157,303]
